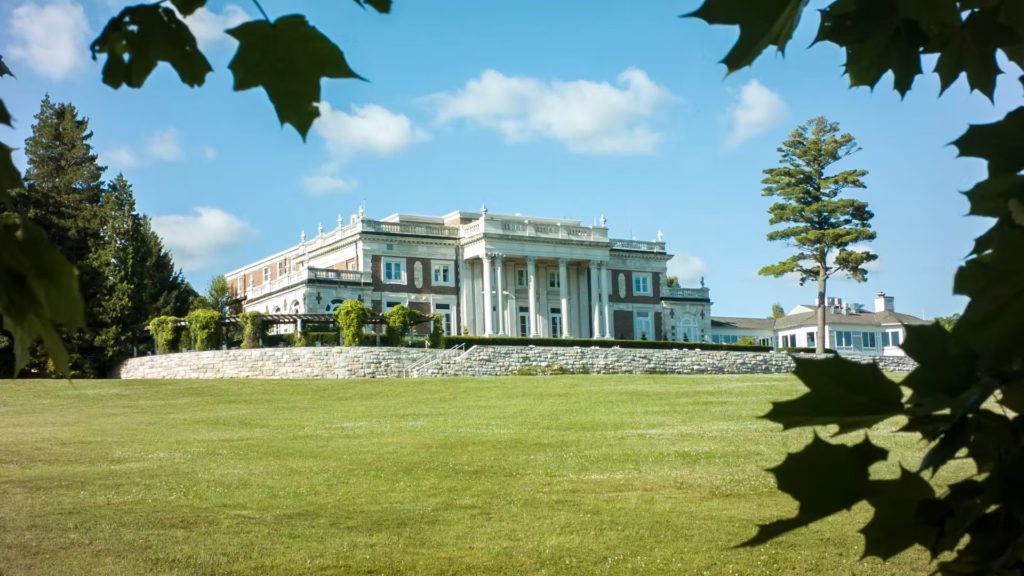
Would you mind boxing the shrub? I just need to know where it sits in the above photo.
[304,331,340,346]
[383,305,424,346]
[427,315,445,349]
[335,300,372,347]
[185,309,222,351]
[735,336,758,347]
[238,311,266,349]
[148,316,181,354]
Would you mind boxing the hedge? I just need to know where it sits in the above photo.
[442,336,774,353]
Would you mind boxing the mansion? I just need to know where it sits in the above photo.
[226,207,713,342]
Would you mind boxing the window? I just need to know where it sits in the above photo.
[383,258,405,283]
[237,276,244,292]
[548,270,560,288]
[549,308,562,338]
[248,275,254,288]
[832,330,854,348]
[278,261,286,275]
[806,331,816,347]
[633,273,652,295]
[432,262,453,286]
[713,334,741,344]
[883,330,901,347]
[862,332,876,348]
[516,268,527,288]
[348,261,357,271]
[262,267,270,282]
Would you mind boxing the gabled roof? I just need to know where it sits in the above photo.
[773,309,929,330]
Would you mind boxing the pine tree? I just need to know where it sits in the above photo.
[758,117,877,354]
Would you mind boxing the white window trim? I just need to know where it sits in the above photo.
[633,272,652,296]
[262,267,270,282]
[431,260,454,287]
[382,257,406,284]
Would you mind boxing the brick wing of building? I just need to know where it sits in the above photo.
[225,207,712,342]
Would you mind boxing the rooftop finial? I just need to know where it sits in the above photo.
[301,230,306,242]
[358,203,365,219]
[337,214,342,228]
[600,214,607,227]
[657,229,664,242]
[481,203,488,216]
[318,222,323,235]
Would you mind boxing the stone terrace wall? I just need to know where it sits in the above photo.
[118,345,917,379]
[118,347,436,379]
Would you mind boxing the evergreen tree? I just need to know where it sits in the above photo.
[11,96,106,375]
[758,117,877,354]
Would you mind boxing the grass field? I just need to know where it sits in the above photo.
[0,375,942,575]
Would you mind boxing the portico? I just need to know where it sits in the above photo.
[460,252,612,339]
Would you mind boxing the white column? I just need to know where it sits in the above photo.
[602,263,612,339]
[495,254,505,336]
[589,261,601,338]
[527,256,538,337]
[482,254,494,336]
[559,258,570,338]
[458,258,469,336]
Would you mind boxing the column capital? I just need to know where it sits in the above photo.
[526,255,537,265]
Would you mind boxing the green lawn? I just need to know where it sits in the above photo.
[0,375,940,575]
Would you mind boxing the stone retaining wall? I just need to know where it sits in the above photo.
[117,345,917,379]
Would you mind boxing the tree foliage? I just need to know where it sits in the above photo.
[759,117,876,354]
[770,303,785,319]
[238,311,265,349]
[148,316,179,354]
[689,0,1024,572]
[335,299,372,346]
[2,98,193,376]
[383,304,423,346]
[184,308,221,351]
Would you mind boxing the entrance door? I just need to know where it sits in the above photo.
[634,310,652,340]
[677,316,697,342]
[518,307,529,337]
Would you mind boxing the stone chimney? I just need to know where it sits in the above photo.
[874,292,895,313]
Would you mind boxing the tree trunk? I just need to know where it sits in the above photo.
[816,272,827,355]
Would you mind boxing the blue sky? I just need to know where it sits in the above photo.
[4,0,1020,319]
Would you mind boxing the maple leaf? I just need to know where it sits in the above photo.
[227,15,365,139]
[90,4,212,89]
[684,0,808,73]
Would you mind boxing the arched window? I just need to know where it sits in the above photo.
[290,300,301,314]
[327,299,344,312]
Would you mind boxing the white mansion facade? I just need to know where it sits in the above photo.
[226,207,712,341]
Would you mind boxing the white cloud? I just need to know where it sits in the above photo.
[146,128,183,161]
[179,4,249,51]
[151,207,256,271]
[105,146,138,168]
[203,146,217,161]
[725,79,786,148]
[302,173,358,196]
[313,102,429,160]
[7,0,90,80]
[667,252,707,285]
[429,68,674,155]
